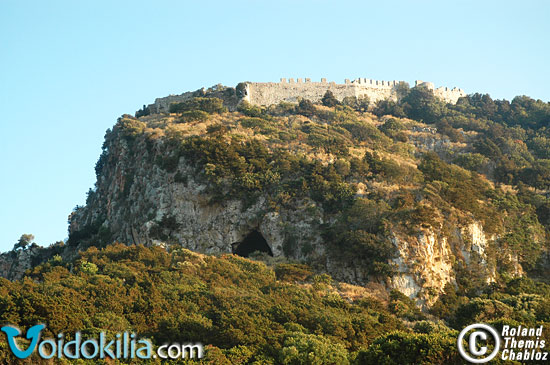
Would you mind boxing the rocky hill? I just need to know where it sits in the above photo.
[2,83,549,311]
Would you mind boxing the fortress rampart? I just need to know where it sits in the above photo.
[147,77,466,113]
[244,78,466,106]
[147,91,195,114]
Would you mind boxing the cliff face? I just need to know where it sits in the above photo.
[0,246,42,280]
[69,119,326,261]
[389,222,496,307]
[2,89,542,309]
[61,111,512,309]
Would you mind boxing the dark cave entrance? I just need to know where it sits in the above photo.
[232,230,273,257]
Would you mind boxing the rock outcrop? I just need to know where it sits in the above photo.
[63,117,501,309]
[1,84,541,311]
[0,245,42,280]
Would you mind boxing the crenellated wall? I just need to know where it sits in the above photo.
[244,77,466,105]
[415,80,467,104]
[146,77,466,114]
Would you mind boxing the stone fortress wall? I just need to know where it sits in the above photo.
[147,77,466,113]
[148,91,194,114]
[244,78,466,105]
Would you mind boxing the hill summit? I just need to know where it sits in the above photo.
[2,80,550,310]
[145,77,465,114]
[2,79,550,362]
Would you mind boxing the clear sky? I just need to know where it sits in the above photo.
[0,0,549,252]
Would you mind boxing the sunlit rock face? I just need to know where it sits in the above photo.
[0,245,41,281]
[389,221,499,308]
[68,130,326,263]
[2,97,537,310]
[62,122,503,309]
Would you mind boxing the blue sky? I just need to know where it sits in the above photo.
[0,0,549,252]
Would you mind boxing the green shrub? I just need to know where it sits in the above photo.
[296,99,316,117]
[79,260,98,275]
[169,97,226,114]
[238,100,265,118]
[324,199,397,277]
[355,331,462,365]
[177,110,209,122]
[451,298,514,329]
[274,263,314,282]
[373,99,406,117]
[279,331,350,365]
[239,117,277,135]
[342,95,369,112]
[117,117,146,140]
[389,290,425,321]
[452,152,488,172]
[321,90,340,107]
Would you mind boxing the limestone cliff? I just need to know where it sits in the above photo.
[68,115,327,262]
[0,245,42,280]
[62,112,508,309]
[1,86,543,312]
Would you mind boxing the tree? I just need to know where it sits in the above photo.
[372,99,405,118]
[379,118,405,137]
[402,86,446,123]
[435,119,464,142]
[236,82,248,98]
[395,81,410,99]
[135,104,150,118]
[520,161,550,191]
[279,331,350,365]
[342,96,370,112]
[79,260,99,275]
[14,234,34,250]
[321,90,340,107]
[296,99,316,117]
[169,97,226,114]
[356,331,463,364]
[357,96,370,111]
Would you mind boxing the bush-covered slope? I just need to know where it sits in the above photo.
[63,86,549,306]
[2,244,549,363]
[2,83,550,363]
[0,244,465,364]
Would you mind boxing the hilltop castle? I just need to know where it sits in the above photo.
[243,78,465,105]
[147,77,466,114]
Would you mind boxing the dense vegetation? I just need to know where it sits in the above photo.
[0,244,415,363]
[1,244,549,363]
[5,84,550,363]
[374,86,550,191]
[128,90,549,274]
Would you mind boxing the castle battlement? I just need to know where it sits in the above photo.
[276,77,400,88]
[147,77,466,114]
[243,77,466,106]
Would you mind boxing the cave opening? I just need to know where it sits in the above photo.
[232,230,273,257]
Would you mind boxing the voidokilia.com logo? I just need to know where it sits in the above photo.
[1,324,203,360]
